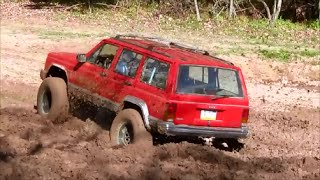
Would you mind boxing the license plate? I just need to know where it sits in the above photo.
[200,110,217,120]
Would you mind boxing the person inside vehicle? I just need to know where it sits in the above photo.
[116,51,134,76]
[177,66,194,92]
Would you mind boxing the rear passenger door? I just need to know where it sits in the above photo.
[99,48,144,102]
[135,57,171,118]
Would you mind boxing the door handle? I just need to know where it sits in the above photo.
[123,81,132,86]
[99,71,106,77]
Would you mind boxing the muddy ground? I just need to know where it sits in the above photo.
[1,1,320,180]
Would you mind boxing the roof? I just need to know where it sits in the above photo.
[109,34,235,68]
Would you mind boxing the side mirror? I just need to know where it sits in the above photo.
[77,54,87,63]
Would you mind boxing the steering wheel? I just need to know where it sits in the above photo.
[95,56,112,69]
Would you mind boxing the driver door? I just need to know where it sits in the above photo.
[69,42,120,95]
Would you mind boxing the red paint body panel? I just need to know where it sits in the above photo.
[43,36,250,129]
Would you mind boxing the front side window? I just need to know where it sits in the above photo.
[115,49,143,77]
[87,43,118,69]
[176,65,243,97]
[141,58,170,89]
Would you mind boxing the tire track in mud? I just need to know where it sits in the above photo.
[0,106,319,179]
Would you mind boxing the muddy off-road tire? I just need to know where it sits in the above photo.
[110,109,152,146]
[37,77,69,123]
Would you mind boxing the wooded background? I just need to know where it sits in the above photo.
[31,0,320,24]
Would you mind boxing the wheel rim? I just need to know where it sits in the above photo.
[42,88,52,114]
[118,123,133,145]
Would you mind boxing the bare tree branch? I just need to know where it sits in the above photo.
[257,0,271,21]
[94,3,121,8]
[65,3,86,11]
[215,6,225,18]
[248,0,266,19]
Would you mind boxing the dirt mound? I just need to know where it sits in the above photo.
[0,107,319,179]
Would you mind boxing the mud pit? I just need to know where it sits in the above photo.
[1,1,320,179]
[0,106,319,179]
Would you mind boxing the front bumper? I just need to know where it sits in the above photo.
[40,69,47,80]
[157,121,249,139]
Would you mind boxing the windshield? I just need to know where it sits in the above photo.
[176,65,244,97]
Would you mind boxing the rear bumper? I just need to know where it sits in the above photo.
[40,69,47,80]
[156,121,249,139]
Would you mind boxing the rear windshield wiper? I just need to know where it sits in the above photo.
[211,94,232,100]
[215,88,237,95]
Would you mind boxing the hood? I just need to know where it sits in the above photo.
[47,52,78,61]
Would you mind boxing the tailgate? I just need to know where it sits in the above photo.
[173,99,248,128]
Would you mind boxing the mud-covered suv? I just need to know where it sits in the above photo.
[37,34,250,146]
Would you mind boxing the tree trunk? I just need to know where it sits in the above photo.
[194,0,201,21]
[270,0,282,26]
[274,0,282,21]
[229,0,235,18]
[271,0,277,21]
[318,0,320,20]
[88,0,92,13]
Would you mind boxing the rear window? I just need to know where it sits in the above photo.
[176,65,244,97]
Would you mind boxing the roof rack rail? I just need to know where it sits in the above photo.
[209,55,234,65]
[114,34,172,57]
[114,34,172,46]
[168,42,209,56]
[115,34,208,53]
[114,34,234,65]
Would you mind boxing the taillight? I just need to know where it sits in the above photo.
[241,109,249,123]
[163,103,177,121]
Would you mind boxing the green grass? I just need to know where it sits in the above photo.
[300,49,320,57]
[212,46,248,56]
[258,48,320,62]
[164,15,319,44]
[259,49,292,62]
[307,20,320,29]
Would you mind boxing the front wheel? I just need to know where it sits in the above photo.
[110,109,152,146]
[37,77,69,123]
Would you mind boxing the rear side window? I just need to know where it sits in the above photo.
[140,58,170,89]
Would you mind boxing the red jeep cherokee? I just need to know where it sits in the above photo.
[37,35,250,146]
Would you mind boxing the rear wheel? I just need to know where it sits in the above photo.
[37,77,69,123]
[110,109,152,146]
